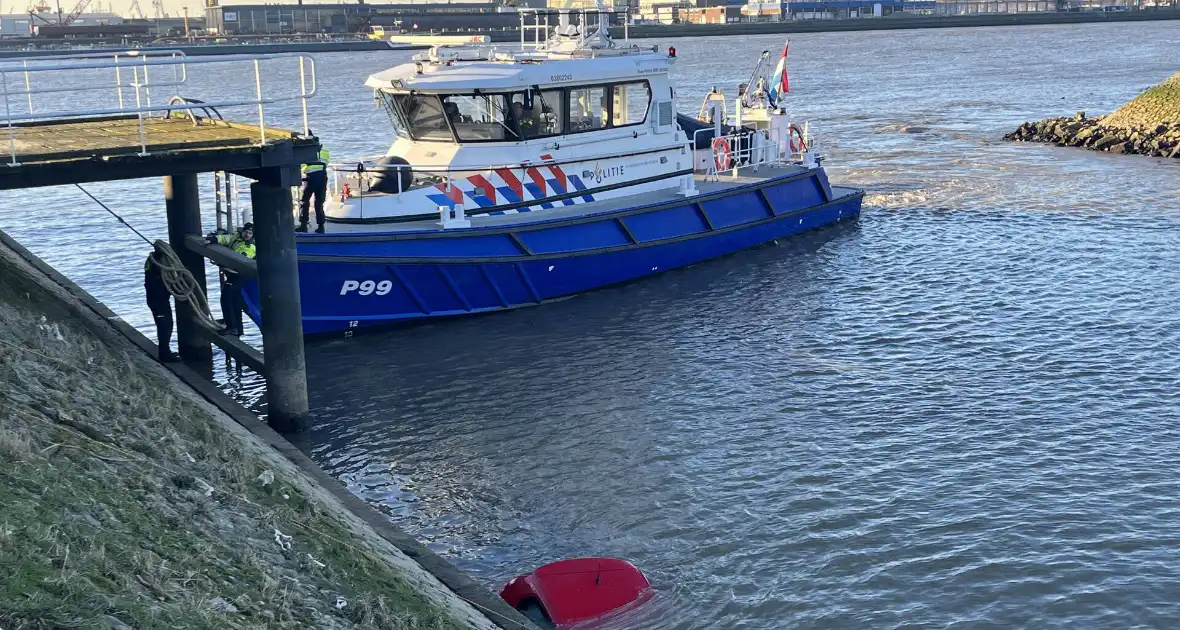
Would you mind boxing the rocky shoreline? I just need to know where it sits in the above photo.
[1005,112,1180,158]
[1006,71,1180,158]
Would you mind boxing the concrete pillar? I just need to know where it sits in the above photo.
[164,173,212,363]
[251,177,310,433]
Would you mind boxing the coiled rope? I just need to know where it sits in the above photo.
[74,184,225,332]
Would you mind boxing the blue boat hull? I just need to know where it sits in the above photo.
[243,169,864,336]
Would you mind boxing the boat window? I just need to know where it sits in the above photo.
[611,82,651,127]
[510,90,564,139]
[442,94,520,142]
[568,86,608,132]
[391,93,453,142]
[377,91,413,139]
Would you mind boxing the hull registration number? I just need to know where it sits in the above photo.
[340,280,393,296]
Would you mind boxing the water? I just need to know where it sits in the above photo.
[3,21,1180,629]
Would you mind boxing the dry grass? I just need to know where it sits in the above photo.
[0,265,482,630]
[1103,72,1180,130]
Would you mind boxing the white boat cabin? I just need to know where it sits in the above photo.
[325,16,694,223]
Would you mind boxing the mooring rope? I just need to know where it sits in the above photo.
[75,184,225,332]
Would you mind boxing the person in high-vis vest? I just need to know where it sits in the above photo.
[144,249,180,363]
[298,131,331,234]
[205,223,256,336]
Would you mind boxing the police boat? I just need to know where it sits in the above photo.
[242,13,864,336]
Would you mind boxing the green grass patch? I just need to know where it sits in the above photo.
[0,265,472,630]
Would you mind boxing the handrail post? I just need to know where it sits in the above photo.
[214,170,224,232]
[3,71,18,166]
[22,61,32,114]
[142,54,152,108]
[298,56,309,136]
[171,52,181,100]
[254,59,266,144]
[133,66,147,156]
[114,54,124,110]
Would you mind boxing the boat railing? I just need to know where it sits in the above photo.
[0,51,317,165]
[692,123,814,180]
[326,140,690,208]
[515,7,632,51]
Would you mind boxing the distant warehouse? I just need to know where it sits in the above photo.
[781,0,907,18]
[640,0,939,23]
[32,23,152,40]
[204,0,525,35]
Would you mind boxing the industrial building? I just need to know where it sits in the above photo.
[0,11,121,37]
[635,0,944,23]
[544,0,632,9]
[932,0,1136,12]
[781,0,907,18]
[679,3,744,21]
[203,0,522,35]
[30,23,152,41]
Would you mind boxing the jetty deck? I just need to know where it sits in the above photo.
[0,51,324,430]
[0,115,317,190]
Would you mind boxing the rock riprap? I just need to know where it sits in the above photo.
[1005,72,1180,158]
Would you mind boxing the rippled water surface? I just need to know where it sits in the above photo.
[4,21,1180,629]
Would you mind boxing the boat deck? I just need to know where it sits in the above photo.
[321,165,855,235]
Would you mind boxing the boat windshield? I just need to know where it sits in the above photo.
[389,94,453,142]
[376,84,645,143]
[383,92,518,142]
[442,94,517,142]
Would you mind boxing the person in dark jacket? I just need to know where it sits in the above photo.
[298,129,331,234]
[144,248,180,362]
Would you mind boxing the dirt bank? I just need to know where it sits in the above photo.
[0,243,507,629]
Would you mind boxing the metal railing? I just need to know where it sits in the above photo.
[0,50,317,166]
[6,50,189,115]
[324,141,690,216]
[691,123,814,179]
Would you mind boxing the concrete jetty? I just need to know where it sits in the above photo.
[0,51,321,432]
[1005,72,1180,158]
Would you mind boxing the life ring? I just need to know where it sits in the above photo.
[712,137,732,171]
[788,124,808,154]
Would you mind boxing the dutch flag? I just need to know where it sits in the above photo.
[768,39,789,107]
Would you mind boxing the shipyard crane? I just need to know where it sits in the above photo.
[127,0,144,18]
[151,0,165,18]
[26,1,56,25]
[26,0,94,25]
[60,0,93,25]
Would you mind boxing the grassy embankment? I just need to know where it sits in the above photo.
[1102,72,1180,130]
[1006,71,1180,157]
[0,252,496,629]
